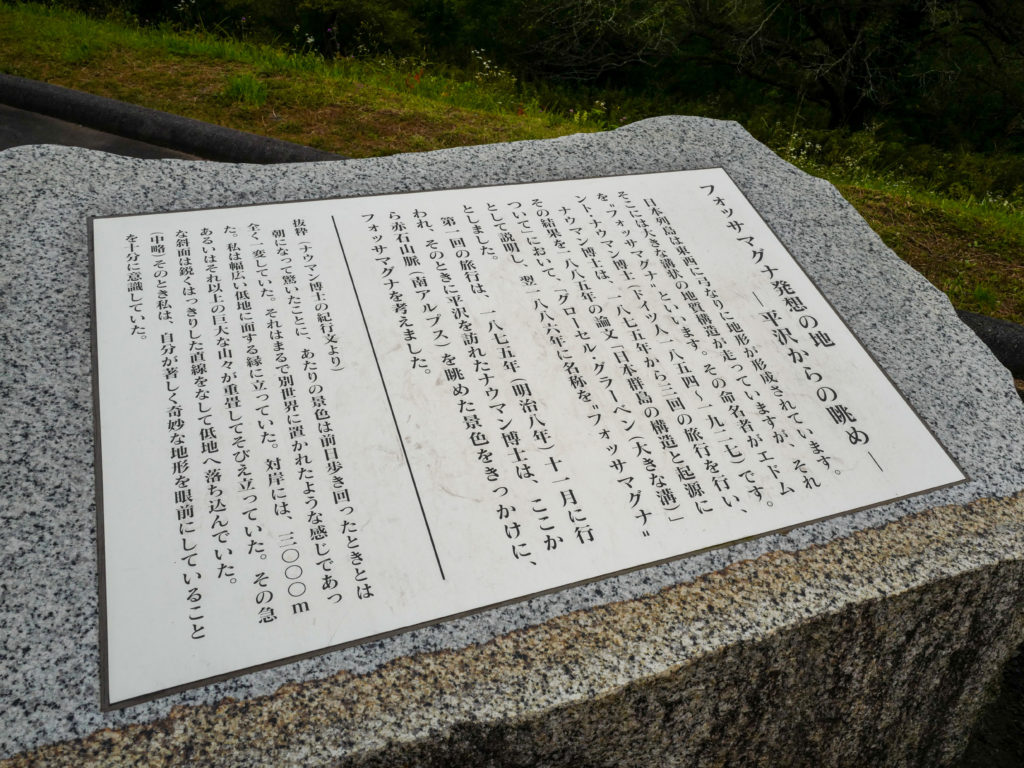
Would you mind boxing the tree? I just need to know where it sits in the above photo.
[655,0,1022,146]
[446,0,678,80]
[676,1,934,129]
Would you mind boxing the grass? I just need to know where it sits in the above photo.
[222,73,267,106]
[835,183,1024,321]
[1,1,1023,323]
[0,1,597,155]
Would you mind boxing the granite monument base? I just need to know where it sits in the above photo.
[1,116,1022,766]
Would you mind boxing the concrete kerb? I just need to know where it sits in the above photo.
[0,74,341,164]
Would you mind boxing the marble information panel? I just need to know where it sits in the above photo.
[90,169,965,708]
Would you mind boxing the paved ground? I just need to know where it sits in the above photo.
[0,103,200,159]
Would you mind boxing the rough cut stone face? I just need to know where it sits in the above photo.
[1,117,1022,766]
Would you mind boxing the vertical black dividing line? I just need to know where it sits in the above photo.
[752,292,764,307]
[868,451,884,472]
[331,216,446,580]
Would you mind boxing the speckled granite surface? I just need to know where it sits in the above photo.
[2,117,1023,765]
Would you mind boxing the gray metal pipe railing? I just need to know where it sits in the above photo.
[0,73,341,163]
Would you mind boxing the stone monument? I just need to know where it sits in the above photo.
[1,116,1022,766]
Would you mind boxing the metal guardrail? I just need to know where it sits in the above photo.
[0,73,342,163]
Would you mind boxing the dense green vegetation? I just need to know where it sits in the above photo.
[27,0,1024,206]
[2,0,1023,325]
[49,1,1024,150]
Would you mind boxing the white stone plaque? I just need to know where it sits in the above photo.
[91,169,965,708]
